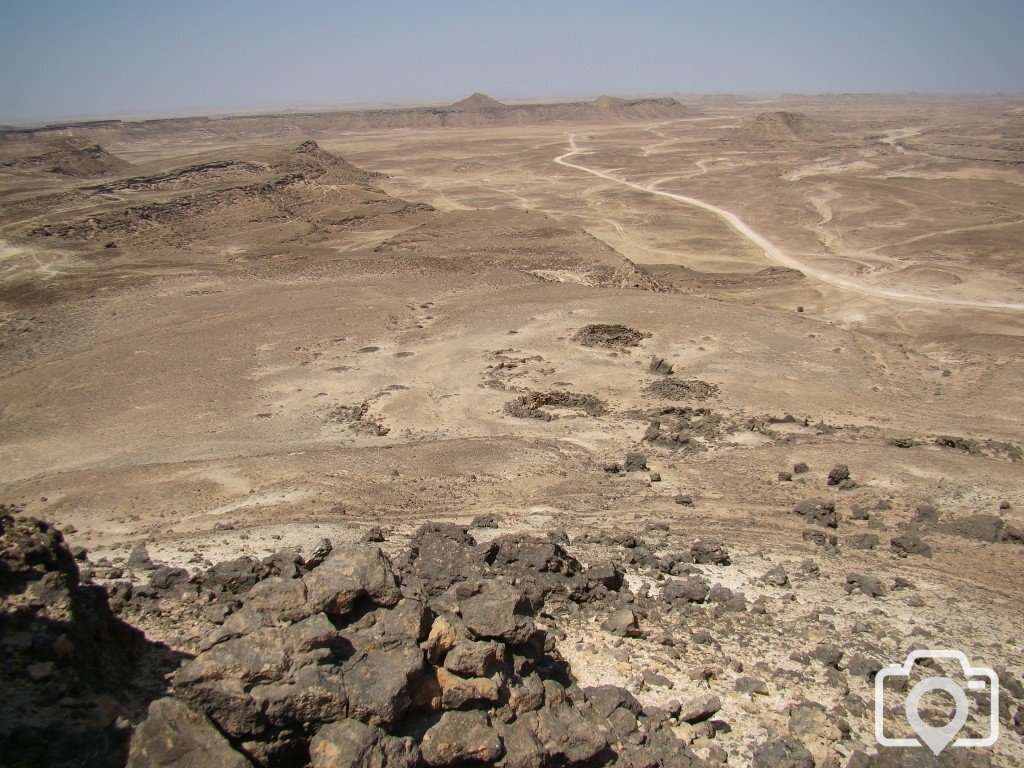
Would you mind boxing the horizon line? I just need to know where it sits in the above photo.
[4,89,1023,130]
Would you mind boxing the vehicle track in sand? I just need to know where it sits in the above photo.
[555,134,1024,311]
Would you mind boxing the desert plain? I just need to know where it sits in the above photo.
[1,93,1023,767]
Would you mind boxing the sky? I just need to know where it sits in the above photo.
[1,0,1023,123]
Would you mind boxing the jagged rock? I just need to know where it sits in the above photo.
[422,615,460,664]
[443,640,505,678]
[434,666,501,710]
[827,465,850,486]
[846,654,882,679]
[809,643,843,668]
[251,665,349,732]
[263,547,303,578]
[420,710,503,766]
[344,643,424,726]
[1003,524,1024,545]
[242,576,310,624]
[662,575,710,603]
[761,564,789,587]
[523,682,609,764]
[890,533,932,558]
[305,546,402,619]
[690,539,730,565]
[583,685,643,719]
[459,581,535,643]
[794,499,837,528]
[802,529,837,548]
[149,565,190,591]
[361,527,386,544]
[489,534,581,580]
[798,559,819,577]
[602,607,641,637]
[844,572,886,597]
[678,693,721,724]
[649,356,674,375]
[127,541,156,570]
[509,673,546,714]
[751,736,814,768]
[400,524,486,597]
[624,452,648,472]
[352,599,433,653]
[5,516,727,768]
[0,515,157,768]
[205,555,269,595]
[847,533,879,550]
[305,538,334,570]
[710,590,747,613]
[310,718,419,768]
[127,697,252,768]
[174,614,341,741]
[493,718,546,768]
[583,561,624,592]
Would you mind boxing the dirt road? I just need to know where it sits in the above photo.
[555,134,1024,310]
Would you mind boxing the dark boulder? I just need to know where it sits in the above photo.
[890,533,932,558]
[304,546,402,620]
[690,539,730,565]
[751,736,814,768]
[827,465,850,486]
[459,582,535,644]
[794,499,837,528]
[127,697,252,768]
[420,710,503,766]
[844,572,886,598]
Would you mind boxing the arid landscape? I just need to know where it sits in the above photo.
[2,92,1023,767]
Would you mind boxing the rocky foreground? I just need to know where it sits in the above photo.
[1,510,1021,768]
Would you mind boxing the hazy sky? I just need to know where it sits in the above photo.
[2,0,1022,123]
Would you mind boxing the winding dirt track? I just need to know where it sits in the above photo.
[555,135,1024,311]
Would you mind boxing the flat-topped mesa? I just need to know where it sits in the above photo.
[589,95,697,119]
[451,92,507,109]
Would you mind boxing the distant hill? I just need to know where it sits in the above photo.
[291,139,385,185]
[592,95,625,110]
[0,139,130,177]
[451,93,507,109]
[1,96,701,143]
[730,111,830,143]
[590,95,699,119]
